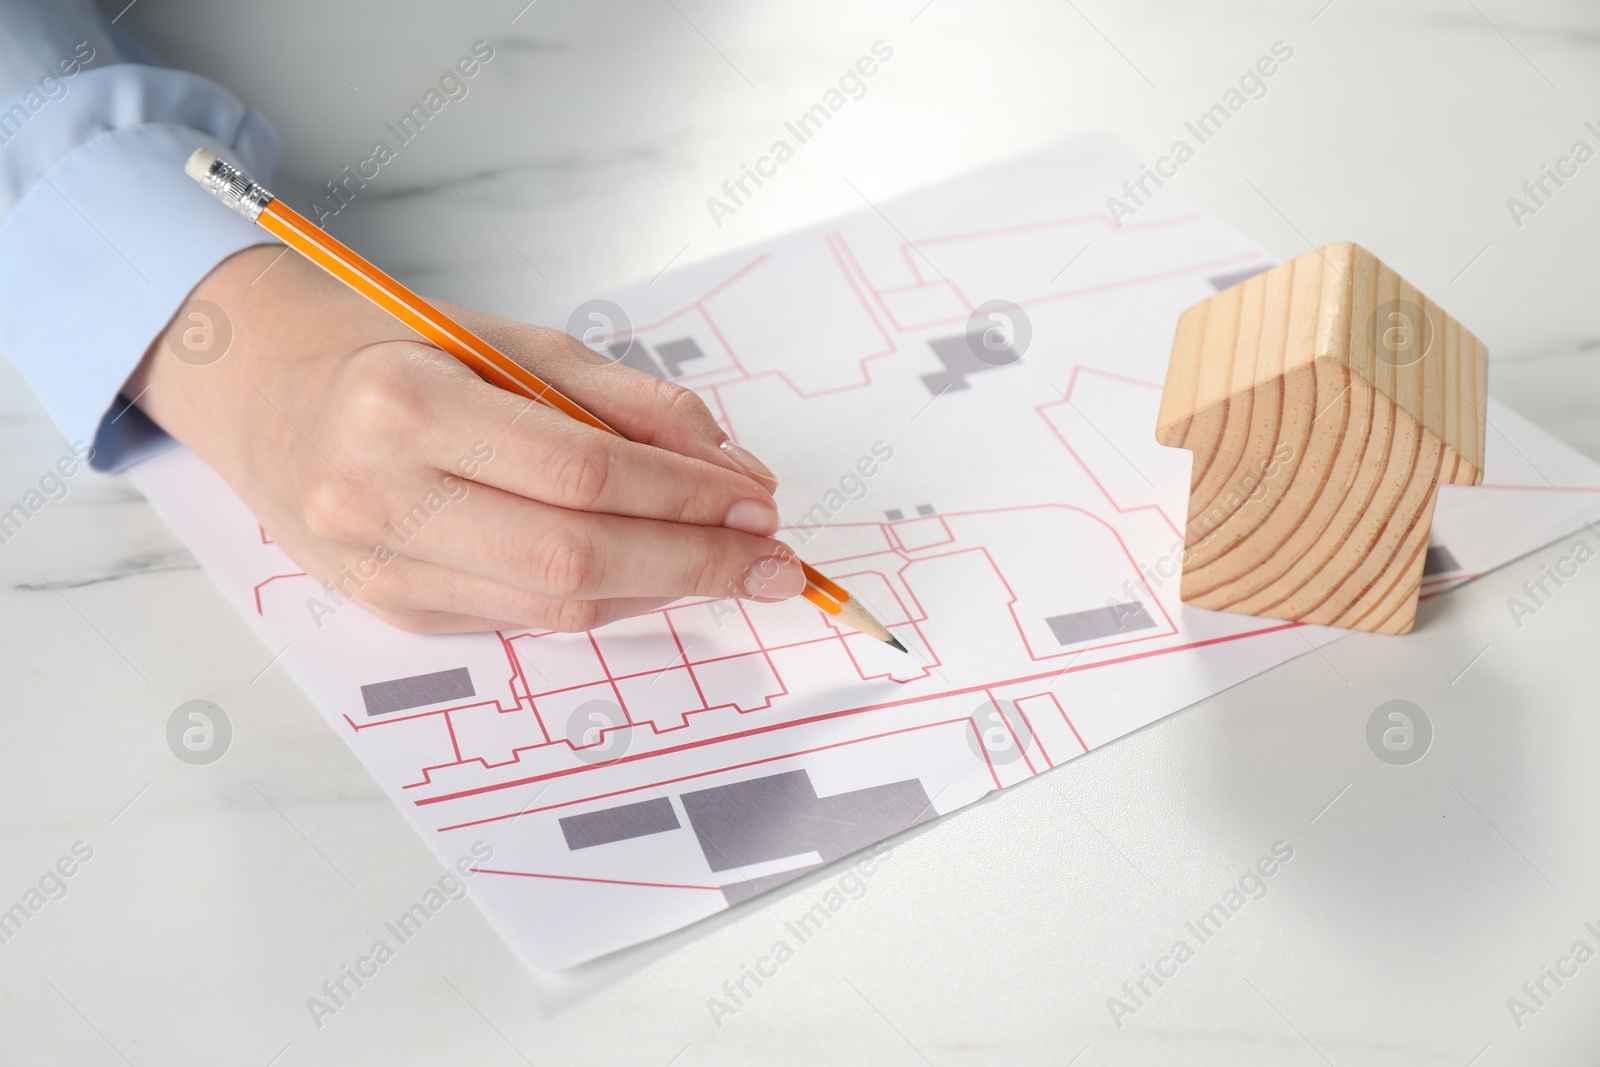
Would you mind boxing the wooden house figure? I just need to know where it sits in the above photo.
[1154,243,1488,634]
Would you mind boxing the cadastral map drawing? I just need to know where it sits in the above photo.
[131,135,1600,967]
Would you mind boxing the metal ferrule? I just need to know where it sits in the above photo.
[195,155,274,221]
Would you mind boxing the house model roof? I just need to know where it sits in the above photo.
[1157,242,1486,481]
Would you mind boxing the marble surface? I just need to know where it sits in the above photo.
[4,0,1600,1063]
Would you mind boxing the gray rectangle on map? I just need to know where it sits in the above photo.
[682,770,933,873]
[1423,545,1460,576]
[1047,601,1157,646]
[360,667,475,717]
[1208,265,1271,292]
[561,797,681,850]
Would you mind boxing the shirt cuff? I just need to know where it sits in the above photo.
[0,64,282,471]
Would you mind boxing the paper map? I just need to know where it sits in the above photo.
[130,134,1600,968]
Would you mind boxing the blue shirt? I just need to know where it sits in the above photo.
[0,0,281,470]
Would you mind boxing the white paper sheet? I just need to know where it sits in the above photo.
[129,133,1600,968]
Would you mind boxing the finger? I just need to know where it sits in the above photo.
[365,605,526,635]
[573,369,779,492]
[342,552,676,632]
[427,378,780,535]
[399,482,806,602]
[434,305,780,490]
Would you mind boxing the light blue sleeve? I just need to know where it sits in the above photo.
[0,0,283,471]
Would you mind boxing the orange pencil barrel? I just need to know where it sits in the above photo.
[258,202,612,434]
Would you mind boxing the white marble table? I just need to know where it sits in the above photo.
[5,0,1600,1063]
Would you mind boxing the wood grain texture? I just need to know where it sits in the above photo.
[1155,243,1488,634]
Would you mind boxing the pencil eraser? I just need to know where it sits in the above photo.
[184,148,218,183]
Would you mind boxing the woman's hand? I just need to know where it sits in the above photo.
[127,245,803,634]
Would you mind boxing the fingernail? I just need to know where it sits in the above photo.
[743,553,804,601]
[720,440,779,491]
[724,499,780,536]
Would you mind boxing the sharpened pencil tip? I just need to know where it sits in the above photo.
[886,636,908,654]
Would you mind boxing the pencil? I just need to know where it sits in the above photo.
[184,148,906,652]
